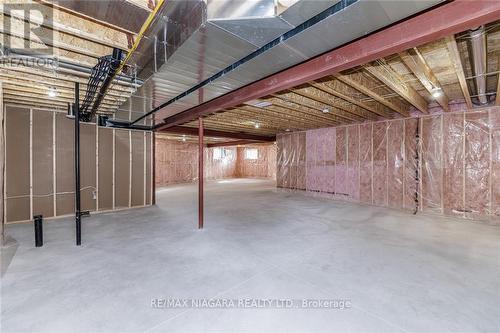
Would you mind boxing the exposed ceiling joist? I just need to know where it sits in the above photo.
[274,92,359,123]
[334,74,410,117]
[291,87,377,121]
[125,0,154,12]
[310,80,390,118]
[36,0,138,35]
[265,98,340,126]
[3,84,123,108]
[0,15,111,58]
[365,63,429,114]
[399,48,450,111]
[0,72,129,101]
[240,104,334,127]
[0,5,128,49]
[445,36,473,109]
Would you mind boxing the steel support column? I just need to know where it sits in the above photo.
[198,117,204,229]
[74,82,81,246]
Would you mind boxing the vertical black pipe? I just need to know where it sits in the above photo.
[75,82,81,245]
[34,215,43,247]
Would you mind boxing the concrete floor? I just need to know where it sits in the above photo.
[2,179,500,332]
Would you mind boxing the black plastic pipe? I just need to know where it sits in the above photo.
[34,215,43,247]
[75,82,82,246]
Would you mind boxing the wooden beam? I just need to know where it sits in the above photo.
[0,66,137,91]
[157,126,276,141]
[399,48,450,111]
[207,140,268,148]
[291,86,377,120]
[1,78,127,104]
[334,73,410,117]
[36,0,138,35]
[0,5,128,49]
[240,104,332,127]
[445,36,473,109]
[310,80,391,118]
[125,0,153,12]
[227,107,318,130]
[265,98,340,125]
[365,63,428,114]
[0,15,111,58]
[273,92,358,122]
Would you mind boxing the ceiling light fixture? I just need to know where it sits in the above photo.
[285,128,290,132]
[431,87,442,98]
[182,135,186,142]
[254,123,260,129]
[48,87,57,98]
[322,108,330,113]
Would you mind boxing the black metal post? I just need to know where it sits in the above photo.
[34,215,43,247]
[75,82,81,246]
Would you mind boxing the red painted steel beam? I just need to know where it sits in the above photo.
[158,125,275,141]
[198,117,204,229]
[206,140,272,148]
[160,0,500,128]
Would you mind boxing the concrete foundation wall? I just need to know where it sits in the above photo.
[3,106,153,223]
[277,107,500,223]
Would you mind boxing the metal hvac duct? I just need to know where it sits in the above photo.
[114,0,445,126]
[469,26,488,105]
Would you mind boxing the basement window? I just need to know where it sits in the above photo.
[213,148,231,160]
[244,148,259,160]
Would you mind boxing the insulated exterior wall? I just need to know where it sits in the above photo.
[5,106,30,222]
[155,138,276,187]
[3,107,153,223]
[98,127,113,210]
[114,130,130,209]
[236,145,276,180]
[32,110,54,218]
[276,108,500,223]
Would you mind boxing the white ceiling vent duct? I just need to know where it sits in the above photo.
[469,26,488,105]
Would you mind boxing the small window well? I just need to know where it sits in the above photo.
[244,148,258,160]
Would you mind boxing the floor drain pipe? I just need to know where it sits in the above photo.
[34,215,43,247]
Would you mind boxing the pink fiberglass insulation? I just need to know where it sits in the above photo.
[289,133,298,189]
[347,126,360,201]
[359,123,373,204]
[387,120,404,209]
[276,135,285,187]
[156,139,275,187]
[305,130,318,192]
[403,118,418,211]
[442,113,465,217]
[492,110,500,218]
[324,127,336,194]
[465,112,490,219]
[297,132,307,190]
[276,107,500,223]
[236,145,277,180]
[372,122,387,206]
[335,127,348,197]
[421,116,443,214]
